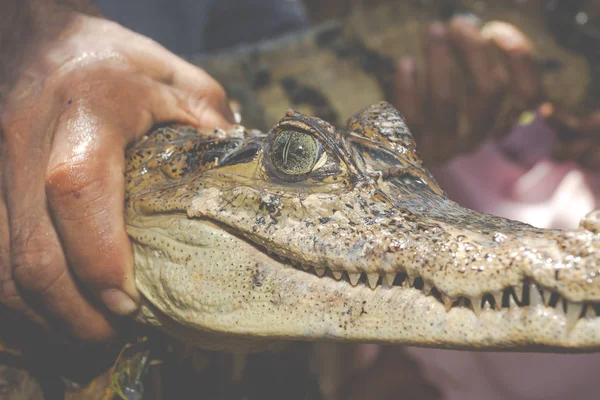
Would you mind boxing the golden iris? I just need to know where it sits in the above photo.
[270,130,320,176]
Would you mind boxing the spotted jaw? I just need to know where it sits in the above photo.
[126,103,600,351]
[289,261,600,333]
[130,213,600,352]
[128,179,600,352]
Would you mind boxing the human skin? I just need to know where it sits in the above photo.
[0,0,233,342]
[392,16,542,164]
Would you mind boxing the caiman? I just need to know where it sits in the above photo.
[2,103,600,399]
[126,102,600,353]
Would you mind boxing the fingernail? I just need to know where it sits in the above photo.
[428,21,447,39]
[101,289,139,316]
[481,22,530,52]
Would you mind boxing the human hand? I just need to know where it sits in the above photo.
[392,16,541,164]
[0,12,233,341]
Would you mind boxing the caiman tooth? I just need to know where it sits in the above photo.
[543,288,552,307]
[566,302,583,331]
[423,281,432,296]
[302,264,311,271]
[383,273,395,289]
[529,284,543,307]
[492,292,503,310]
[513,285,523,304]
[483,299,492,312]
[555,298,565,315]
[331,270,343,280]
[585,305,596,318]
[348,272,361,286]
[314,267,326,277]
[442,295,455,312]
[406,269,417,287]
[509,294,519,309]
[366,273,379,289]
[470,296,482,317]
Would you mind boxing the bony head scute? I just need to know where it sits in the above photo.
[268,129,325,181]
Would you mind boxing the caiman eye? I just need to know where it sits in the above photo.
[270,130,324,177]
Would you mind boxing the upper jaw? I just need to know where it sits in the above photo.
[186,175,600,328]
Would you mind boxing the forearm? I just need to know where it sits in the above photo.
[0,0,99,95]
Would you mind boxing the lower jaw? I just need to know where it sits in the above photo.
[407,121,600,350]
[269,267,600,351]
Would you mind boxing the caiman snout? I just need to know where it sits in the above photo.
[126,102,600,351]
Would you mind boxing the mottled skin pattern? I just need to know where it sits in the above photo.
[195,0,597,131]
[126,102,600,353]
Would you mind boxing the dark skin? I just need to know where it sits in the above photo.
[0,0,234,342]
[392,16,541,164]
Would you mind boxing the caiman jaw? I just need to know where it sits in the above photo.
[126,102,600,352]
[288,257,599,330]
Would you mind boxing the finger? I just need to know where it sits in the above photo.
[480,21,542,144]
[46,68,212,317]
[122,36,235,128]
[0,152,22,314]
[3,127,115,341]
[46,134,137,316]
[481,21,541,106]
[392,57,422,142]
[424,21,459,163]
[169,58,236,127]
[9,214,115,341]
[449,16,510,147]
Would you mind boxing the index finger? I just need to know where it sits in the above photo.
[46,68,203,317]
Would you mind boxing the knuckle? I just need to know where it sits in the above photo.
[45,161,107,208]
[11,246,66,296]
[10,219,66,296]
[206,82,228,104]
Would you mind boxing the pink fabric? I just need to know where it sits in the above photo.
[408,116,600,400]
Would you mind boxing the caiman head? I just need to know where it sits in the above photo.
[125,102,600,352]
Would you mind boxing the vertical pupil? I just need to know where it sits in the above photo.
[271,130,319,175]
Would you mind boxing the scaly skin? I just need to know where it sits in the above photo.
[125,102,600,353]
[195,0,598,131]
